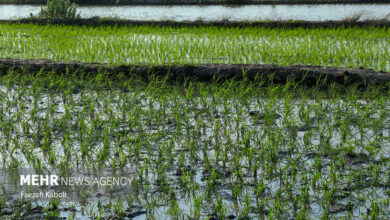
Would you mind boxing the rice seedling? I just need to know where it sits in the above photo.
[0,68,389,218]
[0,24,390,70]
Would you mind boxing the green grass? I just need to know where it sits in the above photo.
[0,24,390,71]
[0,70,389,218]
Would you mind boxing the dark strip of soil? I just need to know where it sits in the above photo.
[2,18,390,28]
[0,0,388,5]
[0,59,389,86]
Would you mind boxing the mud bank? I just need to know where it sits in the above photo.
[2,18,390,28]
[0,0,388,5]
[0,59,389,85]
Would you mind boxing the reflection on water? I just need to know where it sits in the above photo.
[0,4,390,21]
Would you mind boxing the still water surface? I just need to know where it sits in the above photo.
[0,4,390,21]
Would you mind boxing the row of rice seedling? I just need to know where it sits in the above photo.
[0,70,389,218]
[0,24,389,71]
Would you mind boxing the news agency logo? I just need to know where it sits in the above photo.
[19,174,134,186]
[0,169,136,201]
[20,175,59,186]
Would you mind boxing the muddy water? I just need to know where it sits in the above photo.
[0,4,390,21]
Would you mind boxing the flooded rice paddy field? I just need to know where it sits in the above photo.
[1,24,390,71]
[1,4,390,21]
[0,71,389,219]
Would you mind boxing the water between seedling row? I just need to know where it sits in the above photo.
[0,4,390,21]
[1,81,389,218]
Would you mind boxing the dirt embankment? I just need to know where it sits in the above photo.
[2,18,390,28]
[0,59,389,86]
[0,0,388,5]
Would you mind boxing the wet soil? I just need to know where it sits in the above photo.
[2,18,390,28]
[0,0,388,5]
[0,58,389,86]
